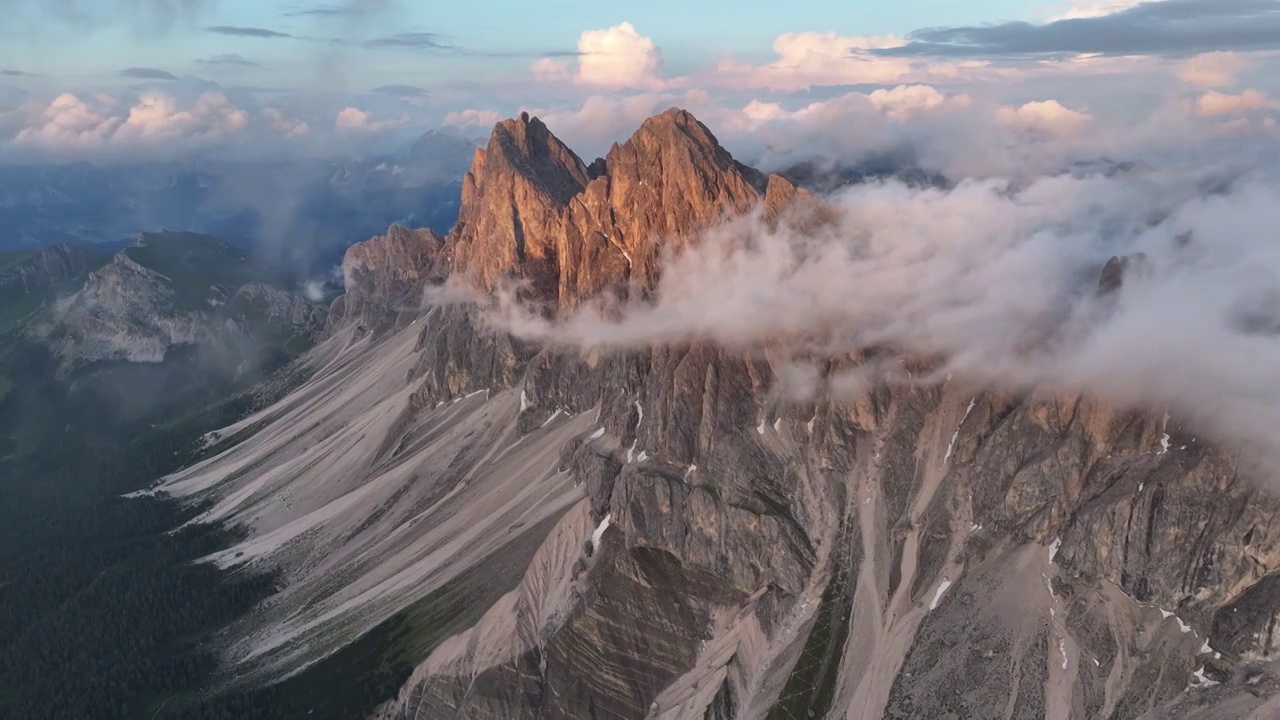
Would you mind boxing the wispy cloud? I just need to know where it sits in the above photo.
[206,26,295,39]
[120,67,178,80]
[364,32,454,50]
[283,4,362,17]
[197,53,259,67]
[1,69,37,77]
[370,84,428,97]
[882,0,1280,58]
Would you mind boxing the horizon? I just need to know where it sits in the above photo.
[0,0,1276,166]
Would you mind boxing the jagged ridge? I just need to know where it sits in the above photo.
[167,109,1280,720]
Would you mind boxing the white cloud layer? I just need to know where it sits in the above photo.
[10,91,276,151]
[532,22,667,90]
[1196,89,1280,117]
[1176,52,1249,90]
[486,144,1280,470]
[335,106,409,132]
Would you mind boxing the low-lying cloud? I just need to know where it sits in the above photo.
[472,111,1280,469]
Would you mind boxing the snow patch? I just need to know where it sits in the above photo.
[590,513,612,552]
[1191,666,1219,688]
[520,390,530,412]
[637,451,649,462]
[589,427,605,440]
[685,464,697,478]
[1159,433,1171,455]
[929,578,952,610]
[634,400,644,428]
[773,417,782,433]
[1176,617,1193,634]
[944,398,977,464]
[756,417,767,435]
[541,409,563,427]
[1200,640,1213,654]
[1049,537,1062,563]
[1160,609,1174,619]
[1058,637,1069,670]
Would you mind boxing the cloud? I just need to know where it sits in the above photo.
[364,32,453,50]
[282,0,391,18]
[443,109,502,129]
[1196,89,1280,116]
[531,22,667,90]
[4,0,217,31]
[576,22,664,90]
[14,93,123,147]
[283,4,360,17]
[115,91,248,141]
[263,107,310,136]
[885,0,1280,58]
[120,67,179,81]
[334,106,409,132]
[484,144,1280,469]
[1176,51,1249,89]
[5,90,320,156]
[996,99,1092,137]
[532,57,573,82]
[370,84,428,97]
[867,84,957,120]
[206,25,294,39]
[1,69,36,77]
[1046,0,1149,21]
[711,32,992,90]
[197,53,259,67]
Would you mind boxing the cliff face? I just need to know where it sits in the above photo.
[165,109,1280,719]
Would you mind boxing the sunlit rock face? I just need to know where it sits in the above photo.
[163,109,1280,719]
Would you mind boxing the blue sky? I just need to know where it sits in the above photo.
[3,0,1280,163]
[0,0,1041,83]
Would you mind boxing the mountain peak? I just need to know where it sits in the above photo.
[442,109,809,307]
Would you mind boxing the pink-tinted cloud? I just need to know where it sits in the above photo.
[1177,52,1250,90]
[1197,89,1280,117]
[996,99,1092,138]
[442,108,502,129]
[335,106,409,132]
[530,22,667,91]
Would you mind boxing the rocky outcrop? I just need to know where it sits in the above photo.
[330,225,447,334]
[438,108,810,311]
[33,235,324,371]
[0,244,102,297]
[225,283,328,339]
[179,109,1280,719]
[36,253,207,366]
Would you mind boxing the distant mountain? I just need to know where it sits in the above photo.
[0,129,479,278]
[0,231,326,413]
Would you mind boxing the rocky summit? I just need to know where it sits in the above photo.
[155,109,1280,719]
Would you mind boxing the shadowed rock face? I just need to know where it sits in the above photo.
[182,109,1280,719]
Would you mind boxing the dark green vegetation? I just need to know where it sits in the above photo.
[0,339,278,720]
[0,229,485,719]
[124,231,269,312]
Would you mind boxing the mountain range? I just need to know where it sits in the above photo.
[104,108,1280,719]
[0,129,478,278]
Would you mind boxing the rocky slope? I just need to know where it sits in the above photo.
[31,231,326,371]
[157,110,1280,719]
